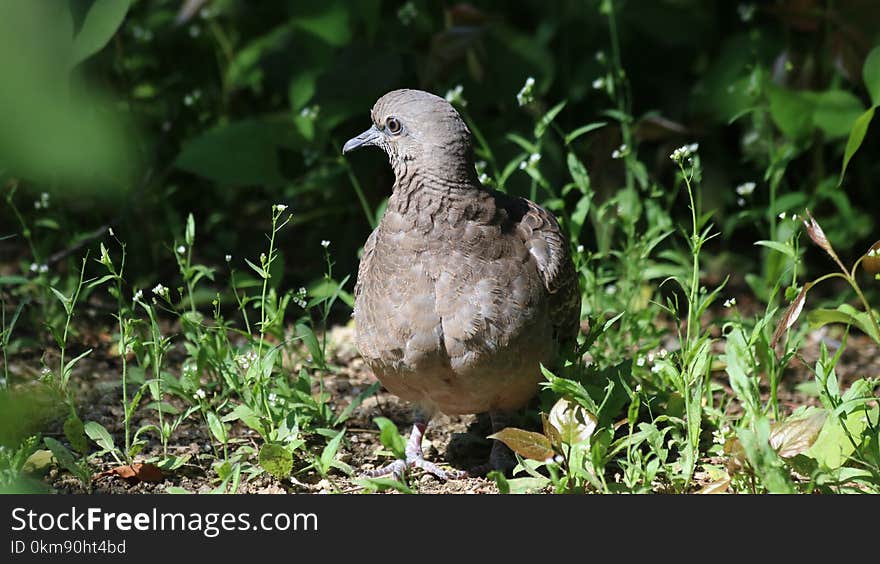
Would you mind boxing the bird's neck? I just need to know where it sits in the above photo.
[386,159,494,223]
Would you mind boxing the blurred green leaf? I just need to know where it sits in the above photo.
[175,120,299,186]
[374,417,406,460]
[863,45,880,107]
[809,90,865,139]
[71,0,131,66]
[767,85,814,140]
[838,107,874,186]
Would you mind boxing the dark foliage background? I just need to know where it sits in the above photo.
[2,0,879,309]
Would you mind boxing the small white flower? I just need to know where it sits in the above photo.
[321,240,330,249]
[299,105,320,121]
[735,182,756,196]
[723,298,737,308]
[659,349,668,358]
[651,363,663,374]
[670,143,699,163]
[177,245,186,254]
[225,254,232,262]
[737,197,746,207]
[636,356,646,367]
[778,212,786,220]
[194,388,206,400]
[478,173,490,185]
[273,204,287,213]
[108,227,115,237]
[516,76,536,106]
[592,77,605,90]
[133,289,143,301]
[737,3,756,22]
[605,284,617,295]
[152,283,168,297]
[611,144,628,159]
[444,84,466,106]
[39,264,48,274]
[29,263,38,273]
[576,244,584,254]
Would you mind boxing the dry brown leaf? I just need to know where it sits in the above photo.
[862,240,880,275]
[695,476,731,494]
[769,410,827,458]
[771,283,811,347]
[95,463,164,484]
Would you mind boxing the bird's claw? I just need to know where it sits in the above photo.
[363,454,467,481]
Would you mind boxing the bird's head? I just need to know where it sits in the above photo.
[343,89,476,185]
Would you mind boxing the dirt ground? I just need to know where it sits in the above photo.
[15,317,880,495]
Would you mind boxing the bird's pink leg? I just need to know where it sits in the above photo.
[364,415,466,481]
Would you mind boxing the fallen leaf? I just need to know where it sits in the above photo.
[769,410,827,458]
[695,476,731,494]
[488,428,555,461]
[95,463,164,484]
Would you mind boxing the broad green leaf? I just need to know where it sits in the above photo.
[863,45,880,107]
[43,437,83,479]
[63,412,88,455]
[71,0,131,65]
[206,411,227,445]
[767,85,814,140]
[291,3,351,47]
[566,152,591,194]
[488,427,554,461]
[373,417,406,459]
[724,327,760,416]
[175,120,298,187]
[84,421,116,452]
[808,90,865,139]
[807,304,880,343]
[807,406,877,469]
[735,419,796,493]
[259,443,293,480]
[838,107,875,186]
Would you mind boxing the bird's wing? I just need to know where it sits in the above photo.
[354,228,379,300]
[507,195,581,346]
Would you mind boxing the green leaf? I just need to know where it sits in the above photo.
[807,304,880,343]
[71,0,131,66]
[534,101,567,139]
[809,90,865,139]
[767,85,814,140]
[63,412,88,455]
[291,3,351,47]
[373,417,406,459]
[49,287,71,314]
[488,427,554,461]
[354,477,414,494]
[838,107,875,186]
[206,411,227,445]
[319,430,346,474]
[808,406,877,469]
[43,437,86,480]
[754,240,796,259]
[259,443,293,480]
[84,421,116,453]
[334,381,380,426]
[175,120,298,187]
[295,323,324,367]
[564,122,607,145]
[769,409,827,458]
[862,45,880,107]
[244,258,269,279]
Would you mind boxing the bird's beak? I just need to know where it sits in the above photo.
[342,125,382,154]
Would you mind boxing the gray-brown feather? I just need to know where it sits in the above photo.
[352,89,580,416]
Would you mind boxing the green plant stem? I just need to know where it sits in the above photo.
[343,159,377,229]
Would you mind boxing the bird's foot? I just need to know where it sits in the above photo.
[362,421,466,481]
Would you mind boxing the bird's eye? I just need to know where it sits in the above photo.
[385,117,402,134]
